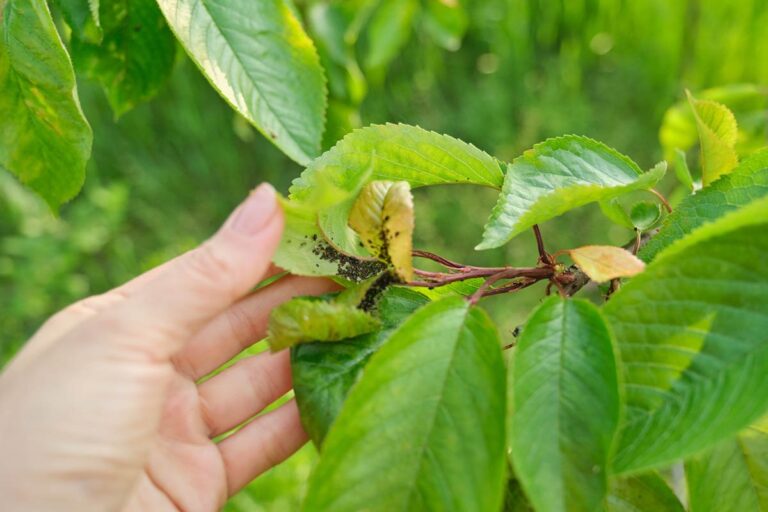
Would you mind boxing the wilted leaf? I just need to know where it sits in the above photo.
[511,297,620,512]
[477,137,665,249]
[606,195,768,473]
[267,297,380,352]
[0,0,92,209]
[687,90,739,186]
[291,287,429,446]
[302,296,506,511]
[349,180,414,281]
[566,245,645,283]
[640,149,768,261]
[156,0,327,165]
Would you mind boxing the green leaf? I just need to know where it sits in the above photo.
[0,0,92,209]
[599,198,635,229]
[477,137,665,249]
[302,296,506,511]
[687,90,739,186]
[605,195,768,473]
[348,180,414,281]
[606,472,684,512]
[629,201,662,231]
[363,0,417,72]
[56,0,102,43]
[421,0,468,51]
[156,0,327,165]
[289,123,503,254]
[267,297,380,352]
[640,149,768,261]
[70,0,176,117]
[686,416,768,512]
[511,297,620,512]
[673,148,694,192]
[291,287,429,446]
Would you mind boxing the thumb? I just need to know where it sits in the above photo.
[90,183,284,359]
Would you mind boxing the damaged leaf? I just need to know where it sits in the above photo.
[566,245,645,283]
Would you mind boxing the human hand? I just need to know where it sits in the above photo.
[0,184,337,511]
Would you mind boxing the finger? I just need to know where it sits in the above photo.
[218,400,307,495]
[84,184,283,360]
[198,350,292,437]
[174,275,339,380]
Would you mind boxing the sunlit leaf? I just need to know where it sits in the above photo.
[605,195,768,473]
[0,0,92,209]
[566,245,645,283]
[477,137,665,249]
[421,0,468,51]
[687,90,739,186]
[303,296,506,511]
[640,149,768,261]
[71,0,176,116]
[686,416,768,511]
[291,287,429,446]
[606,472,684,512]
[267,297,380,352]
[156,0,327,165]
[349,180,414,281]
[511,297,620,512]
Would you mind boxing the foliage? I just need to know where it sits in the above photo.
[5,1,768,511]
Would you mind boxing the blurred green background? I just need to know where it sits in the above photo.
[2,0,768,509]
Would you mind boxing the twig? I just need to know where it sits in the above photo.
[649,188,673,213]
[412,250,466,269]
[532,225,553,264]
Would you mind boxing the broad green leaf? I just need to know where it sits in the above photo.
[157,0,327,165]
[421,0,468,51]
[303,296,506,511]
[606,472,684,512]
[477,137,665,249]
[289,123,503,253]
[640,149,768,261]
[511,297,620,512]
[673,148,694,192]
[605,195,768,473]
[687,91,739,186]
[57,0,102,43]
[349,180,414,281]
[629,201,662,231]
[267,297,379,352]
[71,0,175,117]
[599,198,634,229]
[565,245,645,283]
[0,0,92,209]
[291,287,429,446]
[687,416,768,512]
[274,197,385,280]
[363,0,417,72]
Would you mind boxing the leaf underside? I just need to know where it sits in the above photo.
[156,0,327,165]
[606,472,684,512]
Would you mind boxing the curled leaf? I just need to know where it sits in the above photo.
[567,245,645,283]
[630,201,662,231]
[687,90,739,186]
[348,180,415,281]
[267,298,380,352]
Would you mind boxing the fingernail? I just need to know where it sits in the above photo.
[229,183,278,235]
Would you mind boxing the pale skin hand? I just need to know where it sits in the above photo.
[0,184,337,511]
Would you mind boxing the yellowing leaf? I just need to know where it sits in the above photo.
[567,245,645,283]
[348,180,414,281]
[267,298,380,352]
[687,90,739,186]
